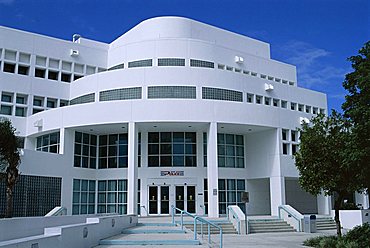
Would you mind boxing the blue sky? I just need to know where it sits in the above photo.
[0,0,369,111]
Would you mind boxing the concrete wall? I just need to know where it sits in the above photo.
[330,210,370,229]
[285,178,317,214]
[247,178,271,215]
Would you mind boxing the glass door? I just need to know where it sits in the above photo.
[160,186,170,214]
[148,186,158,214]
[186,186,196,213]
[175,186,184,213]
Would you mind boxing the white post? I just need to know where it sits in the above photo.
[207,122,219,217]
[317,192,332,215]
[59,127,65,154]
[127,122,137,215]
[270,176,285,216]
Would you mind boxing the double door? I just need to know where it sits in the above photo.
[148,185,196,215]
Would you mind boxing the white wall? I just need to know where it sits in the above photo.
[247,178,271,215]
[285,178,317,214]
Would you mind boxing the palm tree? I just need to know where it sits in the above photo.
[0,119,21,218]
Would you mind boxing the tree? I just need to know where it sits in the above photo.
[342,41,370,190]
[294,111,362,237]
[0,120,21,218]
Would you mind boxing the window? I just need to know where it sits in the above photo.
[226,66,233,71]
[190,59,214,68]
[251,72,257,76]
[292,144,298,155]
[218,179,246,214]
[203,132,207,167]
[60,100,68,107]
[35,56,46,66]
[48,70,59,81]
[100,87,142,101]
[108,63,124,71]
[74,63,84,74]
[86,66,96,75]
[62,61,72,71]
[273,99,279,107]
[1,93,12,103]
[282,129,288,141]
[3,63,15,73]
[36,132,60,153]
[204,179,208,214]
[148,86,196,99]
[256,95,262,104]
[15,107,26,117]
[32,109,43,114]
[313,107,318,114]
[260,74,267,79]
[268,76,274,81]
[290,102,296,111]
[218,133,244,168]
[48,59,59,69]
[148,132,197,167]
[247,93,254,103]
[98,133,128,169]
[234,68,241,73]
[218,64,225,70]
[282,80,288,84]
[17,65,29,75]
[74,132,97,169]
[298,104,304,112]
[282,143,289,155]
[72,179,96,215]
[16,94,27,104]
[291,130,297,142]
[289,81,295,86]
[33,97,43,107]
[0,105,12,115]
[243,70,250,75]
[320,108,325,114]
[158,58,185,67]
[35,68,46,78]
[47,99,57,108]
[138,133,141,167]
[70,93,95,105]
[264,97,271,106]
[305,105,311,113]
[281,100,287,109]
[73,74,83,81]
[275,78,281,83]
[98,179,127,214]
[4,50,16,61]
[61,73,71,82]
[128,59,152,68]
[202,87,243,102]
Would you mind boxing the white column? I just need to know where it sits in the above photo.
[317,192,332,215]
[59,127,65,154]
[127,122,137,215]
[355,192,369,209]
[207,122,219,217]
[270,176,285,216]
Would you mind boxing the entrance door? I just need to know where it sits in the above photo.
[175,185,196,213]
[160,186,170,214]
[148,186,158,214]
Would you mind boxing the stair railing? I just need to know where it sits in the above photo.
[278,205,303,231]
[226,206,241,234]
[171,206,223,248]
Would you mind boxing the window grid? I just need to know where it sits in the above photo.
[148,132,197,167]
[72,179,96,215]
[70,93,95,105]
[190,59,214,68]
[158,58,185,67]
[148,86,196,99]
[202,87,243,102]
[98,133,128,169]
[128,59,152,68]
[98,179,127,214]
[100,87,142,102]
[74,132,97,169]
[108,63,124,71]
[36,132,60,153]
[218,133,244,168]
[218,179,246,214]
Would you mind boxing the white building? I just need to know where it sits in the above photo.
[2,16,364,218]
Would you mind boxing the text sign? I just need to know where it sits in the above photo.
[160,171,184,176]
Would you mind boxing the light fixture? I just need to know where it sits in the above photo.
[153,125,157,128]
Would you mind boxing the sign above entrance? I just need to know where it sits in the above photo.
[160,171,184,176]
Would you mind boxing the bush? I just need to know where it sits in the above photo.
[303,223,370,248]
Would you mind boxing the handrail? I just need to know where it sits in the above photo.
[278,205,303,231]
[227,206,241,234]
[171,206,223,248]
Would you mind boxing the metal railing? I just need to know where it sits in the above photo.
[226,206,241,234]
[171,206,223,248]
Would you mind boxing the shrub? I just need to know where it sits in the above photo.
[344,223,370,248]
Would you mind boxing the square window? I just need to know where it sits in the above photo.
[35,56,46,66]
[264,97,271,105]
[47,99,57,108]
[73,74,83,81]
[3,63,15,73]
[33,97,43,107]
[0,105,12,115]
[17,65,29,75]
[48,70,59,81]
[305,106,311,113]
[15,107,26,117]
[16,95,27,104]
[61,73,71,82]
[1,93,12,103]
[35,68,46,78]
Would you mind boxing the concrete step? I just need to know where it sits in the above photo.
[137,222,176,227]
[316,218,337,230]
[122,228,186,234]
[99,239,201,246]
[183,223,237,234]
[248,219,295,234]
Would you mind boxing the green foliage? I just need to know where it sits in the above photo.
[303,223,370,248]
[342,41,370,191]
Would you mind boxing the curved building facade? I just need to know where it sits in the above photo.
[2,17,358,218]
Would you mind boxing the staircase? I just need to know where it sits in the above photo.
[248,219,295,233]
[181,220,238,234]
[98,222,201,246]
[316,217,337,231]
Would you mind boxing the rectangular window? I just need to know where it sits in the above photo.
[243,70,250,75]
[305,106,311,113]
[86,66,96,75]
[0,105,12,115]
[62,61,72,71]
[292,144,298,155]
[128,59,152,68]
[203,132,207,167]
[100,87,142,101]
[61,73,71,83]
[48,70,59,81]
[282,129,288,141]
[33,97,43,107]
[108,63,124,71]
[256,95,262,104]
[17,65,29,75]
[190,59,214,68]
[313,107,318,114]
[15,107,26,117]
[1,93,12,103]
[16,94,27,104]
[218,64,225,70]
[282,143,289,155]
[251,72,257,76]
[226,66,233,71]
[73,74,83,81]
[217,133,245,168]
[148,132,197,167]
[291,130,297,142]
[247,93,254,103]
[158,58,185,67]
[74,131,97,169]
[70,93,95,105]
[298,104,304,112]
[218,179,246,214]
[290,102,296,111]
[3,63,15,73]
[4,50,16,61]
[264,97,271,106]
[202,87,243,102]
[35,68,46,78]
[148,86,196,99]
[281,100,287,109]
[47,99,57,108]
[36,132,60,153]
[273,98,279,107]
[98,133,127,169]
[60,100,68,107]
[98,179,127,214]
[72,179,96,215]
[35,56,47,66]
